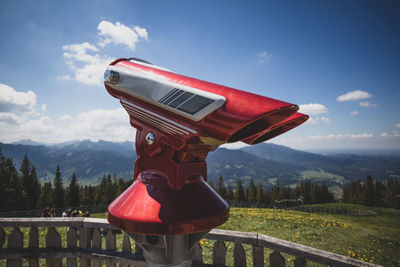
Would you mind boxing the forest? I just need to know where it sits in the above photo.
[1,149,399,212]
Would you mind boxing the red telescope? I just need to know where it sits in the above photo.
[104,58,308,266]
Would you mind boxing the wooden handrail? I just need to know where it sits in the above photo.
[0,217,381,267]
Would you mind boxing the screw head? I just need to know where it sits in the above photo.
[145,132,155,145]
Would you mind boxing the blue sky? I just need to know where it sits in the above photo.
[0,0,399,150]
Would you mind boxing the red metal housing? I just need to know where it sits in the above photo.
[105,58,308,236]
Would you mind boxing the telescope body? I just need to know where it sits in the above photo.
[104,58,308,266]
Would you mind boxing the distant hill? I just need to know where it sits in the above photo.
[242,143,400,182]
[207,148,304,187]
[0,140,136,185]
[11,139,44,146]
[1,140,399,188]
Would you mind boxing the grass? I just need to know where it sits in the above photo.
[216,205,399,266]
[92,203,399,266]
[1,204,398,266]
[300,170,344,181]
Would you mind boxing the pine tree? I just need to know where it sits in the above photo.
[0,151,24,211]
[256,184,264,205]
[105,174,116,204]
[226,185,234,200]
[19,154,30,207]
[80,185,95,206]
[95,175,108,204]
[271,179,282,202]
[234,179,245,202]
[29,166,41,209]
[53,165,65,208]
[19,155,41,210]
[361,175,375,206]
[247,179,256,203]
[216,176,227,199]
[38,182,53,209]
[117,178,130,195]
[67,173,80,207]
[208,180,215,189]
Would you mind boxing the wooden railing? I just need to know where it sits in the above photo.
[0,218,380,267]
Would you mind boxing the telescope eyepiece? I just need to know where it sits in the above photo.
[104,69,120,85]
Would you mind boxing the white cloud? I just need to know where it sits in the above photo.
[1,107,135,144]
[299,103,328,115]
[350,110,359,116]
[62,42,111,86]
[396,123,400,128]
[273,132,400,150]
[308,133,374,140]
[61,21,149,86]
[0,83,37,113]
[0,82,135,144]
[134,26,149,40]
[57,75,72,81]
[257,51,272,64]
[60,114,73,121]
[337,90,372,102]
[0,112,24,125]
[306,116,331,125]
[68,108,134,141]
[320,116,331,124]
[97,21,148,50]
[359,101,378,108]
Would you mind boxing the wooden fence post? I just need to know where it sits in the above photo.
[79,226,91,267]
[270,250,285,267]
[29,227,39,267]
[193,243,203,263]
[92,228,103,267]
[212,241,227,266]
[234,242,246,267]
[294,257,307,267]
[106,229,116,267]
[7,227,23,267]
[0,227,5,248]
[252,245,264,267]
[121,233,132,267]
[67,227,78,267]
[46,227,62,267]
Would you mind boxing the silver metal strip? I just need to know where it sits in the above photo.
[123,105,183,135]
[121,99,197,134]
[123,105,187,135]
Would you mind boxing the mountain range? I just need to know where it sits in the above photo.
[1,140,399,188]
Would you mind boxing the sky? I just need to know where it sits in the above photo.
[0,0,399,151]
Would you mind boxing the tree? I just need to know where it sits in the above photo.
[234,179,245,202]
[247,179,256,203]
[216,176,227,199]
[38,182,53,209]
[19,155,40,210]
[117,178,130,196]
[80,185,95,206]
[226,185,234,200]
[361,175,375,205]
[271,179,282,202]
[256,184,264,205]
[95,175,108,205]
[208,180,215,189]
[67,173,80,207]
[0,151,24,211]
[53,165,65,208]
[105,174,117,204]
